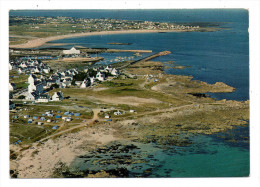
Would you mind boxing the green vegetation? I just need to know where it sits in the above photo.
[10,123,54,144]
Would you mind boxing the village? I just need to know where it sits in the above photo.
[9,46,126,144]
[10,15,201,39]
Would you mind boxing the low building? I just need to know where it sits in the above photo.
[114,110,122,115]
[111,68,120,76]
[52,91,64,101]
[96,72,106,81]
[26,91,39,101]
[105,114,110,119]
[9,83,17,91]
[36,94,49,103]
[63,47,80,55]
[80,80,90,88]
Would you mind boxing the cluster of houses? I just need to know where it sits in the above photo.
[24,64,120,102]
[26,74,64,102]
[75,65,120,88]
[9,59,51,74]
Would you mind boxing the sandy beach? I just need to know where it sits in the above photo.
[10,125,120,178]
[9,29,179,49]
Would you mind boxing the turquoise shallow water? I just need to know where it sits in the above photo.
[70,130,249,177]
[10,9,250,177]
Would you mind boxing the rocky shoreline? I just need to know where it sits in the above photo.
[10,59,249,178]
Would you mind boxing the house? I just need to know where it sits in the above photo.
[26,91,39,101]
[96,72,106,81]
[80,80,90,88]
[105,65,112,72]
[75,81,82,86]
[90,77,96,84]
[114,110,122,115]
[63,47,80,55]
[52,91,64,101]
[9,63,13,70]
[28,74,37,84]
[9,101,15,110]
[9,83,17,91]
[33,67,40,73]
[28,75,44,94]
[59,82,67,88]
[36,94,49,103]
[105,114,110,119]
[43,67,50,74]
[17,68,24,74]
[111,68,120,76]
[84,68,89,73]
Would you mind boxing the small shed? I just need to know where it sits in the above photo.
[55,115,61,119]
[105,115,110,119]
[42,113,47,116]
[33,116,38,120]
[47,119,52,122]
[75,113,81,117]
[130,110,136,113]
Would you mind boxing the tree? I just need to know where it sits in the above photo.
[50,83,59,89]
[18,95,25,99]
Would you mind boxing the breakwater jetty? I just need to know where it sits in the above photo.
[120,51,171,69]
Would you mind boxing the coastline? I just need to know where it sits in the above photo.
[10,60,249,178]
[9,28,217,49]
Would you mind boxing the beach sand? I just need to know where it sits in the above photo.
[10,126,119,178]
[9,29,179,49]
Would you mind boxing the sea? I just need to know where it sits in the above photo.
[10,9,250,177]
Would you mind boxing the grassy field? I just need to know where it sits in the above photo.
[9,103,93,144]
[9,71,29,90]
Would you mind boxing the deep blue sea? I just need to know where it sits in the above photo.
[10,9,250,177]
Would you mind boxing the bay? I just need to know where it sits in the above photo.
[10,9,250,177]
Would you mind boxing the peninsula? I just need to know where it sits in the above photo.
[9,14,248,178]
[9,16,221,49]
